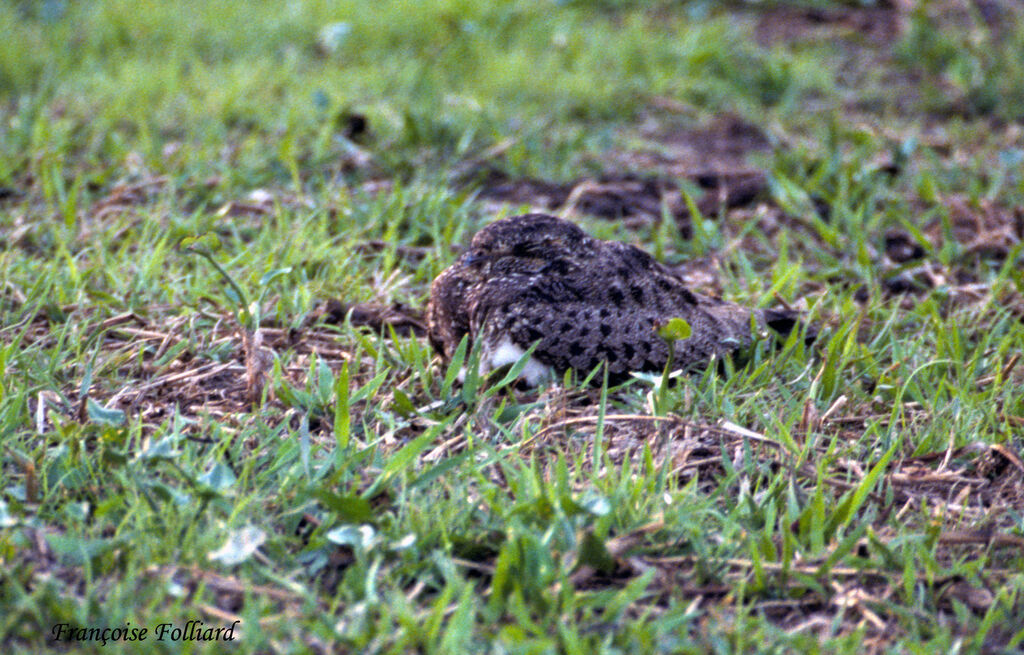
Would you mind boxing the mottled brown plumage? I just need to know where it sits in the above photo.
[428,213,805,385]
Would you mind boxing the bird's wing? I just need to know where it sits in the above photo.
[496,299,672,378]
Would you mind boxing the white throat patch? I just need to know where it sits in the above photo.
[484,337,553,386]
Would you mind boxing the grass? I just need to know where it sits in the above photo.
[2,0,1024,653]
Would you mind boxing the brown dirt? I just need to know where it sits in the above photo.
[753,3,904,48]
[472,115,772,235]
[318,298,426,336]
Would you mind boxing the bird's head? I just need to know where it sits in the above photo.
[459,213,593,277]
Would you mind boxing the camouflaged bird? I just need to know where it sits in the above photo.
[428,213,807,385]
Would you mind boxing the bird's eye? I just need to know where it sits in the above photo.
[511,242,537,257]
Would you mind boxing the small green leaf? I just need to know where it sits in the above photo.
[79,360,93,400]
[145,481,191,506]
[442,335,469,397]
[139,435,181,460]
[825,440,897,538]
[180,233,222,251]
[577,531,615,574]
[101,446,128,466]
[46,535,122,566]
[365,417,455,497]
[351,370,388,403]
[334,361,351,449]
[86,398,125,426]
[258,267,292,287]
[313,489,373,523]
[657,317,692,342]
[63,501,90,522]
[408,451,473,491]
[391,388,416,417]
[316,357,333,405]
[198,463,237,493]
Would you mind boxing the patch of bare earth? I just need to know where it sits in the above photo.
[467,114,772,238]
[20,297,425,443]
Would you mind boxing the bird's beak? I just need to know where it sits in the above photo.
[463,251,488,266]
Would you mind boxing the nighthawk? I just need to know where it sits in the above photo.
[428,213,808,385]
